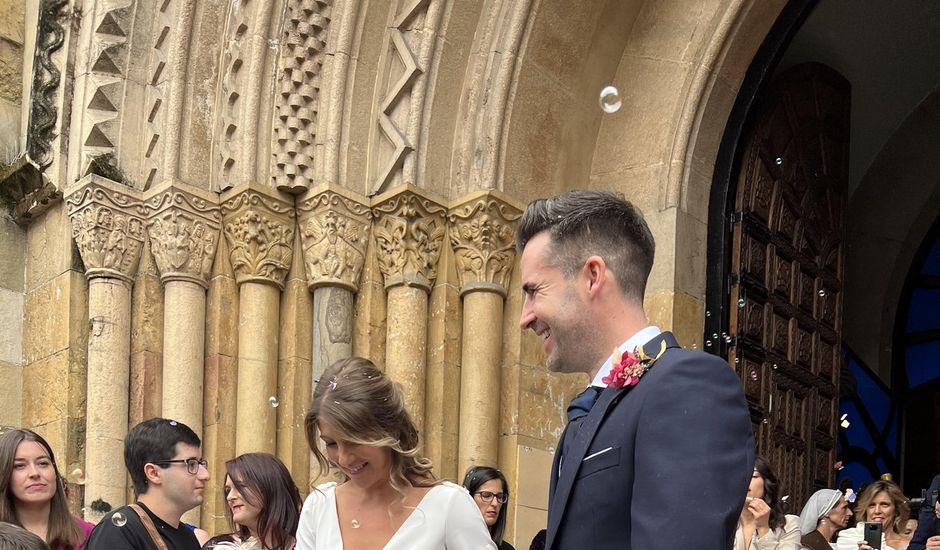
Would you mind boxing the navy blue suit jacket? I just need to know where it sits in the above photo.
[910,474,940,550]
[546,332,754,550]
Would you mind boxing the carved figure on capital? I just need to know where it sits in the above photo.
[372,189,447,291]
[65,177,146,282]
[148,212,219,285]
[297,191,371,292]
[223,210,294,287]
[448,195,520,296]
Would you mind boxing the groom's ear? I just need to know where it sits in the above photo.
[582,256,608,297]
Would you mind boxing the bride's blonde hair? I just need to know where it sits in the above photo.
[304,357,436,496]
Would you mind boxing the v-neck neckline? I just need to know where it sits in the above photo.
[331,483,441,550]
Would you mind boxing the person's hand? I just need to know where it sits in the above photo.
[926,534,940,550]
[746,497,771,531]
[934,499,940,519]
[856,541,874,550]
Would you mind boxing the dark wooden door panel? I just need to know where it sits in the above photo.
[728,62,850,507]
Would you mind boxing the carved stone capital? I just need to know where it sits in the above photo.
[371,185,447,293]
[296,185,371,292]
[221,184,296,290]
[65,175,146,283]
[447,191,522,297]
[143,180,222,288]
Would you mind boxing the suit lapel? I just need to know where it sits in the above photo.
[546,332,680,550]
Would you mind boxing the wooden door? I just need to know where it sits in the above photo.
[728,62,849,508]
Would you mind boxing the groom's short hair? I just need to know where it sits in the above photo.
[516,190,655,303]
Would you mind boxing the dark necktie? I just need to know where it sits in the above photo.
[566,386,603,422]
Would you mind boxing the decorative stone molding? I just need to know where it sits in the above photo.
[296,185,371,292]
[220,184,295,289]
[372,185,447,292]
[143,180,221,288]
[65,174,146,282]
[272,0,333,194]
[27,0,70,169]
[447,191,522,297]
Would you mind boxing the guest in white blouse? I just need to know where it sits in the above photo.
[834,480,911,550]
[295,357,497,550]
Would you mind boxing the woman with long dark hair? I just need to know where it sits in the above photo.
[0,429,92,550]
[734,456,801,550]
[202,453,302,550]
[462,466,515,550]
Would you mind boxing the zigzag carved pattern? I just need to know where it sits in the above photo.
[218,1,251,191]
[272,0,333,194]
[143,0,173,189]
[372,0,427,195]
[83,1,134,166]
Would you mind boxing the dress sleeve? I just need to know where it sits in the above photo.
[296,485,332,550]
[755,515,802,550]
[442,485,498,550]
[834,524,864,550]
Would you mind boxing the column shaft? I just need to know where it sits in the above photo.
[235,283,280,454]
[162,280,206,434]
[458,291,504,473]
[84,278,132,521]
[311,286,353,381]
[385,285,429,434]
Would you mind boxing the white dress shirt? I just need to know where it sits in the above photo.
[590,325,662,388]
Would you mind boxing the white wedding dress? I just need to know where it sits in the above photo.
[295,481,497,550]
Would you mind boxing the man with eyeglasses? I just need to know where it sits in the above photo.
[87,418,209,550]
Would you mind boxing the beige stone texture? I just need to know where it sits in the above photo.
[352,239,387,365]
[128,245,164,426]
[0,2,25,44]
[162,280,206,436]
[26,203,78,293]
[0,212,25,291]
[425,246,461,481]
[312,286,350,380]
[202,352,237,529]
[0,37,23,104]
[235,282,279,454]
[83,277,132,522]
[385,285,429,435]
[457,290,504,474]
[0,358,22,426]
[0,286,23,365]
[206,237,239,359]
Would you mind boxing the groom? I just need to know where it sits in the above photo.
[517,190,754,550]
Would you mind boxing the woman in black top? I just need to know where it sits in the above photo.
[463,466,515,550]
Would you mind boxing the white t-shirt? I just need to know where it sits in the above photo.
[295,481,498,550]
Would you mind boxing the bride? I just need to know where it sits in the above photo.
[295,357,496,550]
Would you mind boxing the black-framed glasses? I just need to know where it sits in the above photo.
[155,458,208,475]
[475,491,508,504]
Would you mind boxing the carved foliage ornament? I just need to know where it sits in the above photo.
[222,192,294,288]
[448,197,520,296]
[373,192,446,291]
[146,191,221,287]
[67,187,146,282]
[298,192,371,292]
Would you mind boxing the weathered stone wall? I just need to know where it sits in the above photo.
[3,0,792,544]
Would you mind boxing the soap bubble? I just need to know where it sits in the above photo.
[67,468,86,485]
[599,86,622,113]
[111,512,127,527]
[268,396,279,408]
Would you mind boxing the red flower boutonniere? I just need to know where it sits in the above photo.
[602,339,667,389]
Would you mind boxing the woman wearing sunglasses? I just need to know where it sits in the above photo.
[463,466,515,550]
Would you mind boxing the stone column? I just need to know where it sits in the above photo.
[449,191,521,474]
[65,175,146,521]
[296,185,372,383]
[221,184,295,455]
[372,185,447,435]
[144,181,221,436]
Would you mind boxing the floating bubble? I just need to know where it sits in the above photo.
[598,86,622,113]
[705,310,711,317]
[734,357,741,365]
[712,333,719,340]
[723,335,733,344]
[772,363,778,370]
[691,344,698,350]
[749,370,758,381]
[705,340,712,347]
[781,495,790,502]
[351,519,361,529]
[818,289,826,297]
[775,157,783,166]
[67,468,86,485]
[761,418,769,424]
[737,298,746,308]
[111,512,127,527]
[268,396,279,408]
